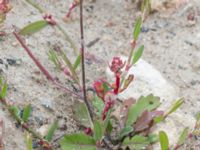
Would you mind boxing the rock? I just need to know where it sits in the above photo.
[106,56,195,147]
[40,98,54,111]
[142,0,189,12]
[106,56,178,102]
[37,124,49,137]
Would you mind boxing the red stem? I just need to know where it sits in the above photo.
[114,75,120,94]
[13,32,83,100]
[13,32,55,82]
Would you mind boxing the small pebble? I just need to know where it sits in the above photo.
[41,98,54,111]
[0,59,3,64]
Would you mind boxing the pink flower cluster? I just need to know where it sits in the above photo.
[0,0,11,15]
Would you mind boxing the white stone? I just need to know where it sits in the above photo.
[106,57,178,103]
[106,56,195,147]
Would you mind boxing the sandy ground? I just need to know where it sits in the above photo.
[0,0,200,149]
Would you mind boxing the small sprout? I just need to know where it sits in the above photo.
[165,98,184,117]
[45,120,58,142]
[22,104,32,122]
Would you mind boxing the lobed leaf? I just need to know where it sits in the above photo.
[59,133,96,150]
[22,104,32,122]
[45,120,58,142]
[159,131,169,150]
[20,20,48,35]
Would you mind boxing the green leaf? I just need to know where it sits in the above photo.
[132,45,144,65]
[0,82,7,99]
[159,131,169,150]
[9,106,20,118]
[73,54,81,70]
[119,126,133,140]
[45,120,58,142]
[25,132,33,150]
[195,112,200,122]
[148,134,159,143]
[61,51,79,84]
[48,50,61,69]
[133,17,142,40]
[154,116,164,124]
[165,98,184,117]
[73,102,92,127]
[177,127,189,146]
[122,135,150,150]
[0,77,2,85]
[20,20,48,35]
[126,94,160,127]
[59,133,96,150]
[22,104,32,122]
[92,96,104,117]
[144,94,160,111]
[93,120,103,141]
[103,109,111,132]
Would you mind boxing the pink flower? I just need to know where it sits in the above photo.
[0,0,11,14]
[109,57,125,75]
[43,14,57,25]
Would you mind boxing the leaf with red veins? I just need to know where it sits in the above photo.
[134,110,164,132]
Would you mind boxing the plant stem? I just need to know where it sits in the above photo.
[24,0,78,55]
[13,32,83,100]
[13,32,55,82]
[56,24,78,55]
[25,0,44,13]
[79,0,93,121]
[0,98,53,150]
